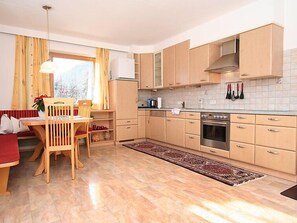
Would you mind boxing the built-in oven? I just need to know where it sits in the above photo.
[200,112,230,151]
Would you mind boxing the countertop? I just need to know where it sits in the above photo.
[138,107,297,116]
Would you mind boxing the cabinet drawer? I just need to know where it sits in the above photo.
[255,146,296,174]
[256,125,296,151]
[200,146,229,158]
[117,119,138,126]
[185,120,200,135]
[256,115,296,127]
[166,111,186,118]
[185,134,200,151]
[230,141,254,164]
[231,114,255,124]
[185,112,200,120]
[138,110,146,116]
[116,125,138,141]
[230,123,255,144]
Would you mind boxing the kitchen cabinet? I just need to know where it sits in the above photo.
[163,45,175,88]
[109,80,138,141]
[200,145,229,158]
[154,51,163,88]
[89,110,115,146]
[140,53,154,89]
[230,114,255,164]
[189,44,220,85]
[185,112,200,151]
[137,110,147,139]
[149,116,166,142]
[163,40,189,87]
[134,54,141,89]
[166,118,185,147]
[239,24,283,79]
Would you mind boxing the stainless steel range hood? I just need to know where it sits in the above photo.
[205,39,239,73]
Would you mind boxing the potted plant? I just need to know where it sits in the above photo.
[32,95,49,118]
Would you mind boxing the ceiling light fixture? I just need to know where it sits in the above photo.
[39,5,57,74]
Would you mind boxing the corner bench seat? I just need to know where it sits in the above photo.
[0,134,19,195]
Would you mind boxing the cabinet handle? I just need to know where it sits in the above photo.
[167,119,171,122]
[268,117,279,121]
[237,116,246,119]
[189,136,195,139]
[210,150,216,153]
[189,114,194,116]
[200,79,206,82]
[176,82,181,85]
[189,121,195,124]
[126,121,131,123]
[126,127,131,129]
[169,83,173,86]
[267,150,279,155]
[236,145,245,148]
[241,74,249,76]
[146,85,149,88]
[237,125,246,129]
[268,128,279,132]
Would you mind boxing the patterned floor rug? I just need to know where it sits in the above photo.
[123,141,264,186]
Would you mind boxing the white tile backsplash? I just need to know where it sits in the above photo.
[138,48,297,111]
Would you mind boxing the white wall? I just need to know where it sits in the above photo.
[0,33,15,109]
[284,0,297,50]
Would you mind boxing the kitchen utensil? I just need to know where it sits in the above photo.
[227,84,231,99]
[157,97,162,109]
[240,83,244,99]
[150,99,158,108]
[235,83,240,99]
[225,84,229,99]
[231,83,235,101]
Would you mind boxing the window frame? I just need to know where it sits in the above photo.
[49,52,96,99]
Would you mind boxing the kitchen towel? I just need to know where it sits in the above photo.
[171,108,181,115]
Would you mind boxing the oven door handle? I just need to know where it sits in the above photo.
[202,120,228,126]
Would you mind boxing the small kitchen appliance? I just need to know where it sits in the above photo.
[157,97,162,109]
[147,98,157,108]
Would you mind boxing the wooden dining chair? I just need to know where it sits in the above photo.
[75,100,92,158]
[43,97,75,183]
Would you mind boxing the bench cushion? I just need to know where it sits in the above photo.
[0,134,20,164]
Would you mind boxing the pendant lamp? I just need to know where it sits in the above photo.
[39,5,58,74]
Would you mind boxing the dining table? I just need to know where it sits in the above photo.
[20,116,92,176]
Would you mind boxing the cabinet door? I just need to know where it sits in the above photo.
[138,115,146,138]
[150,117,166,142]
[175,40,189,86]
[166,118,185,147]
[189,44,220,84]
[240,24,283,79]
[114,81,138,120]
[154,51,163,88]
[140,53,154,89]
[163,45,175,88]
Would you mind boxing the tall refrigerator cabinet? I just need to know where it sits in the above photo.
[109,80,138,142]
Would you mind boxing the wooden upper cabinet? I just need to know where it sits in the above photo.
[163,45,175,88]
[240,24,283,79]
[189,44,220,85]
[140,53,154,89]
[175,40,190,86]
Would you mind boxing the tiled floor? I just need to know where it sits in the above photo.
[1,144,297,223]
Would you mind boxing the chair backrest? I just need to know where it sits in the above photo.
[78,100,92,118]
[43,98,75,150]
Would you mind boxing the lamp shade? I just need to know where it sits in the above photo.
[39,59,58,73]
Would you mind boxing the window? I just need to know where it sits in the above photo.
[51,53,95,102]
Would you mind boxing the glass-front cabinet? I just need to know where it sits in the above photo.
[154,51,163,88]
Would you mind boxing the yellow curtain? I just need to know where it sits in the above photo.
[11,35,51,109]
[94,48,110,110]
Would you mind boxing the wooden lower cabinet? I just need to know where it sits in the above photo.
[116,125,138,141]
[185,134,200,151]
[166,118,185,147]
[200,145,229,158]
[256,125,296,151]
[138,115,146,138]
[230,141,254,164]
[255,146,296,174]
[149,117,166,142]
[230,123,255,144]
[185,120,200,135]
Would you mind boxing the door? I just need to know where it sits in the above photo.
[166,118,185,147]
[115,81,138,120]
[150,117,166,142]
[175,40,189,86]
[138,114,146,138]
[163,45,175,88]
[140,53,154,89]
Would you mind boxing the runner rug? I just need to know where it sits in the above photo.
[123,141,264,186]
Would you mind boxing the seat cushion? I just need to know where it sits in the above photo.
[75,130,87,136]
[0,134,19,164]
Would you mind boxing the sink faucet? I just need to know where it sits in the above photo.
[181,101,185,109]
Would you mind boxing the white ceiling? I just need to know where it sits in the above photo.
[0,0,256,46]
